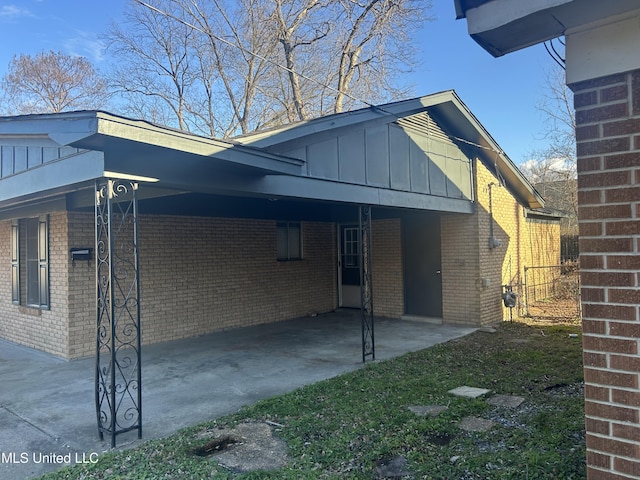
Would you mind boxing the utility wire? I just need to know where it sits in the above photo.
[544,38,565,70]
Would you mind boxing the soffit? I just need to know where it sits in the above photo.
[453,0,640,57]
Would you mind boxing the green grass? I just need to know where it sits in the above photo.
[41,321,585,480]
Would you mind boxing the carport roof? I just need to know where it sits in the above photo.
[0,110,307,212]
[0,91,543,213]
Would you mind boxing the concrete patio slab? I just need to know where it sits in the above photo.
[0,310,475,479]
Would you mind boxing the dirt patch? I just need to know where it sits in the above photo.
[194,422,289,473]
[426,432,455,446]
[527,297,581,322]
[375,455,411,479]
[193,434,240,456]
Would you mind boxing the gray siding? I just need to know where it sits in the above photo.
[278,120,473,201]
[0,138,80,178]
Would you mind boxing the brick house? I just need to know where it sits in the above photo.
[0,90,559,360]
[453,1,640,478]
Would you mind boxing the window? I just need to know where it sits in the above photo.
[11,215,49,308]
[277,222,302,260]
[343,226,360,268]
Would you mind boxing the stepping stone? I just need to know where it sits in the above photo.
[448,386,491,398]
[407,405,448,417]
[486,394,525,408]
[459,416,494,432]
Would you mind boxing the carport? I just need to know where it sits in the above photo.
[0,95,480,446]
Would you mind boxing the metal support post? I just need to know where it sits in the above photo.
[95,179,142,447]
[359,205,375,362]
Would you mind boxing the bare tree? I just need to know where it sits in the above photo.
[0,51,110,114]
[179,0,280,136]
[332,0,426,113]
[273,0,326,121]
[106,0,429,136]
[268,0,428,118]
[537,63,576,164]
[105,0,197,132]
[521,62,578,235]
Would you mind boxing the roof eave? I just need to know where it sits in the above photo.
[432,93,545,209]
[0,111,304,176]
[234,91,458,148]
[455,0,640,57]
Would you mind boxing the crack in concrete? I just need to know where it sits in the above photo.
[1,404,58,441]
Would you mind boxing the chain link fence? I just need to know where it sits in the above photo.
[522,262,581,320]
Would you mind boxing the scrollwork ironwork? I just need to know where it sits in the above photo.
[95,179,142,447]
[359,205,375,362]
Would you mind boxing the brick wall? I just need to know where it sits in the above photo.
[372,218,404,317]
[0,213,338,359]
[441,209,480,324]
[67,214,337,358]
[441,160,560,326]
[67,212,97,358]
[140,215,337,348]
[0,212,70,357]
[571,69,640,479]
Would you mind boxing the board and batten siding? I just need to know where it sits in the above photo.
[0,137,81,179]
[275,116,473,201]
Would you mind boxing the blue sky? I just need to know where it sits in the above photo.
[0,0,556,166]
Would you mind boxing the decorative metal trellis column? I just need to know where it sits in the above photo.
[95,179,142,448]
[359,205,375,362]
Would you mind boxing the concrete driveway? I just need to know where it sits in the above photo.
[0,310,475,479]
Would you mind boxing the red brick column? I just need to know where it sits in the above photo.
[572,69,640,479]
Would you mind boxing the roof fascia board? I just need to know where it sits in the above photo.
[235,91,458,148]
[437,94,545,209]
[165,171,474,214]
[91,113,303,175]
[260,175,473,213]
[524,207,563,221]
[459,0,640,57]
[464,0,570,35]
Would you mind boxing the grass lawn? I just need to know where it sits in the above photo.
[40,320,585,479]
